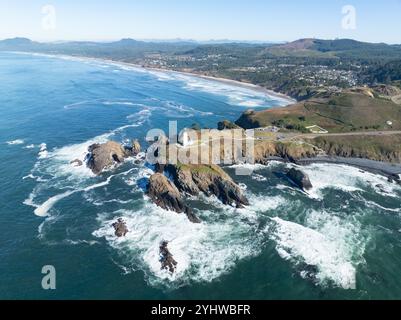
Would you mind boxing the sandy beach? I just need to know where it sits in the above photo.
[13,52,295,106]
[100,57,296,105]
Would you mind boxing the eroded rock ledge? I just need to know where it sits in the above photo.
[166,163,249,208]
[147,173,201,223]
[147,163,249,223]
[159,241,177,274]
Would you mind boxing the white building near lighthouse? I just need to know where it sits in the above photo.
[178,129,194,147]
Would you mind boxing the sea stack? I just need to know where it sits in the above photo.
[86,140,141,175]
[286,168,313,191]
[159,241,177,274]
[112,218,129,237]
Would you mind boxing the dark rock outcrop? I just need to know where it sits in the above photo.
[86,141,131,175]
[132,139,141,155]
[159,241,177,274]
[287,168,313,191]
[125,139,142,156]
[166,164,249,208]
[112,218,129,237]
[147,173,201,223]
[388,174,401,185]
[70,159,83,167]
[234,110,259,129]
[218,120,241,131]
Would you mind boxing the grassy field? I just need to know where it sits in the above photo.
[236,89,401,133]
[308,134,401,163]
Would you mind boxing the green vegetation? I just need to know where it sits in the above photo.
[309,134,401,163]
[271,119,309,133]
[2,37,401,101]
[217,120,241,131]
[236,90,401,133]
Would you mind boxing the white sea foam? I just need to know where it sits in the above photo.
[6,139,24,145]
[365,200,401,213]
[32,176,116,217]
[166,73,292,108]
[23,191,38,207]
[281,163,401,199]
[64,100,99,109]
[22,174,35,180]
[25,107,151,218]
[14,51,293,110]
[38,143,48,159]
[64,239,100,246]
[252,173,267,182]
[34,190,76,217]
[94,203,260,285]
[271,217,359,289]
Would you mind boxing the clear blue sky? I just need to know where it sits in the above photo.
[1,0,401,43]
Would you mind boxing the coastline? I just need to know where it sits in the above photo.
[9,51,296,106]
[264,156,401,180]
[9,52,401,180]
[94,56,296,104]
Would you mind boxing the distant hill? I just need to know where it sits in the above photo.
[265,38,401,60]
[0,37,197,59]
[1,37,400,61]
[1,37,400,96]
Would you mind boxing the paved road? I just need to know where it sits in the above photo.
[297,130,401,139]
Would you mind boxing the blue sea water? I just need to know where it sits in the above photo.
[1,52,401,299]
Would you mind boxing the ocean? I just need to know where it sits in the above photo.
[1,52,401,299]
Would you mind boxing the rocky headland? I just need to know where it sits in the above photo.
[147,173,201,223]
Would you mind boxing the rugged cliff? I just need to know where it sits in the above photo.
[147,173,201,223]
[308,135,401,163]
[253,141,321,163]
[166,163,249,208]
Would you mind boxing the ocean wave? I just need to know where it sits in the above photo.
[14,52,292,111]
[64,99,147,110]
[281,163,400,199]
[64,239,100,246]
[156,100,213,118]
[34,190,77,217]
[38,143,48,159]
[270,215,363,290]
[364,200,401,213]
[31,175,117,217]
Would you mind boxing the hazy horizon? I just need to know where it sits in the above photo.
[2,36,401,46]
[1,0,401,44]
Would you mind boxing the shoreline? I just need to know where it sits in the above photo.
[92,56,296,105]
[264,156,401,180]
[9,51,296,106]
[10,52,401,180]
